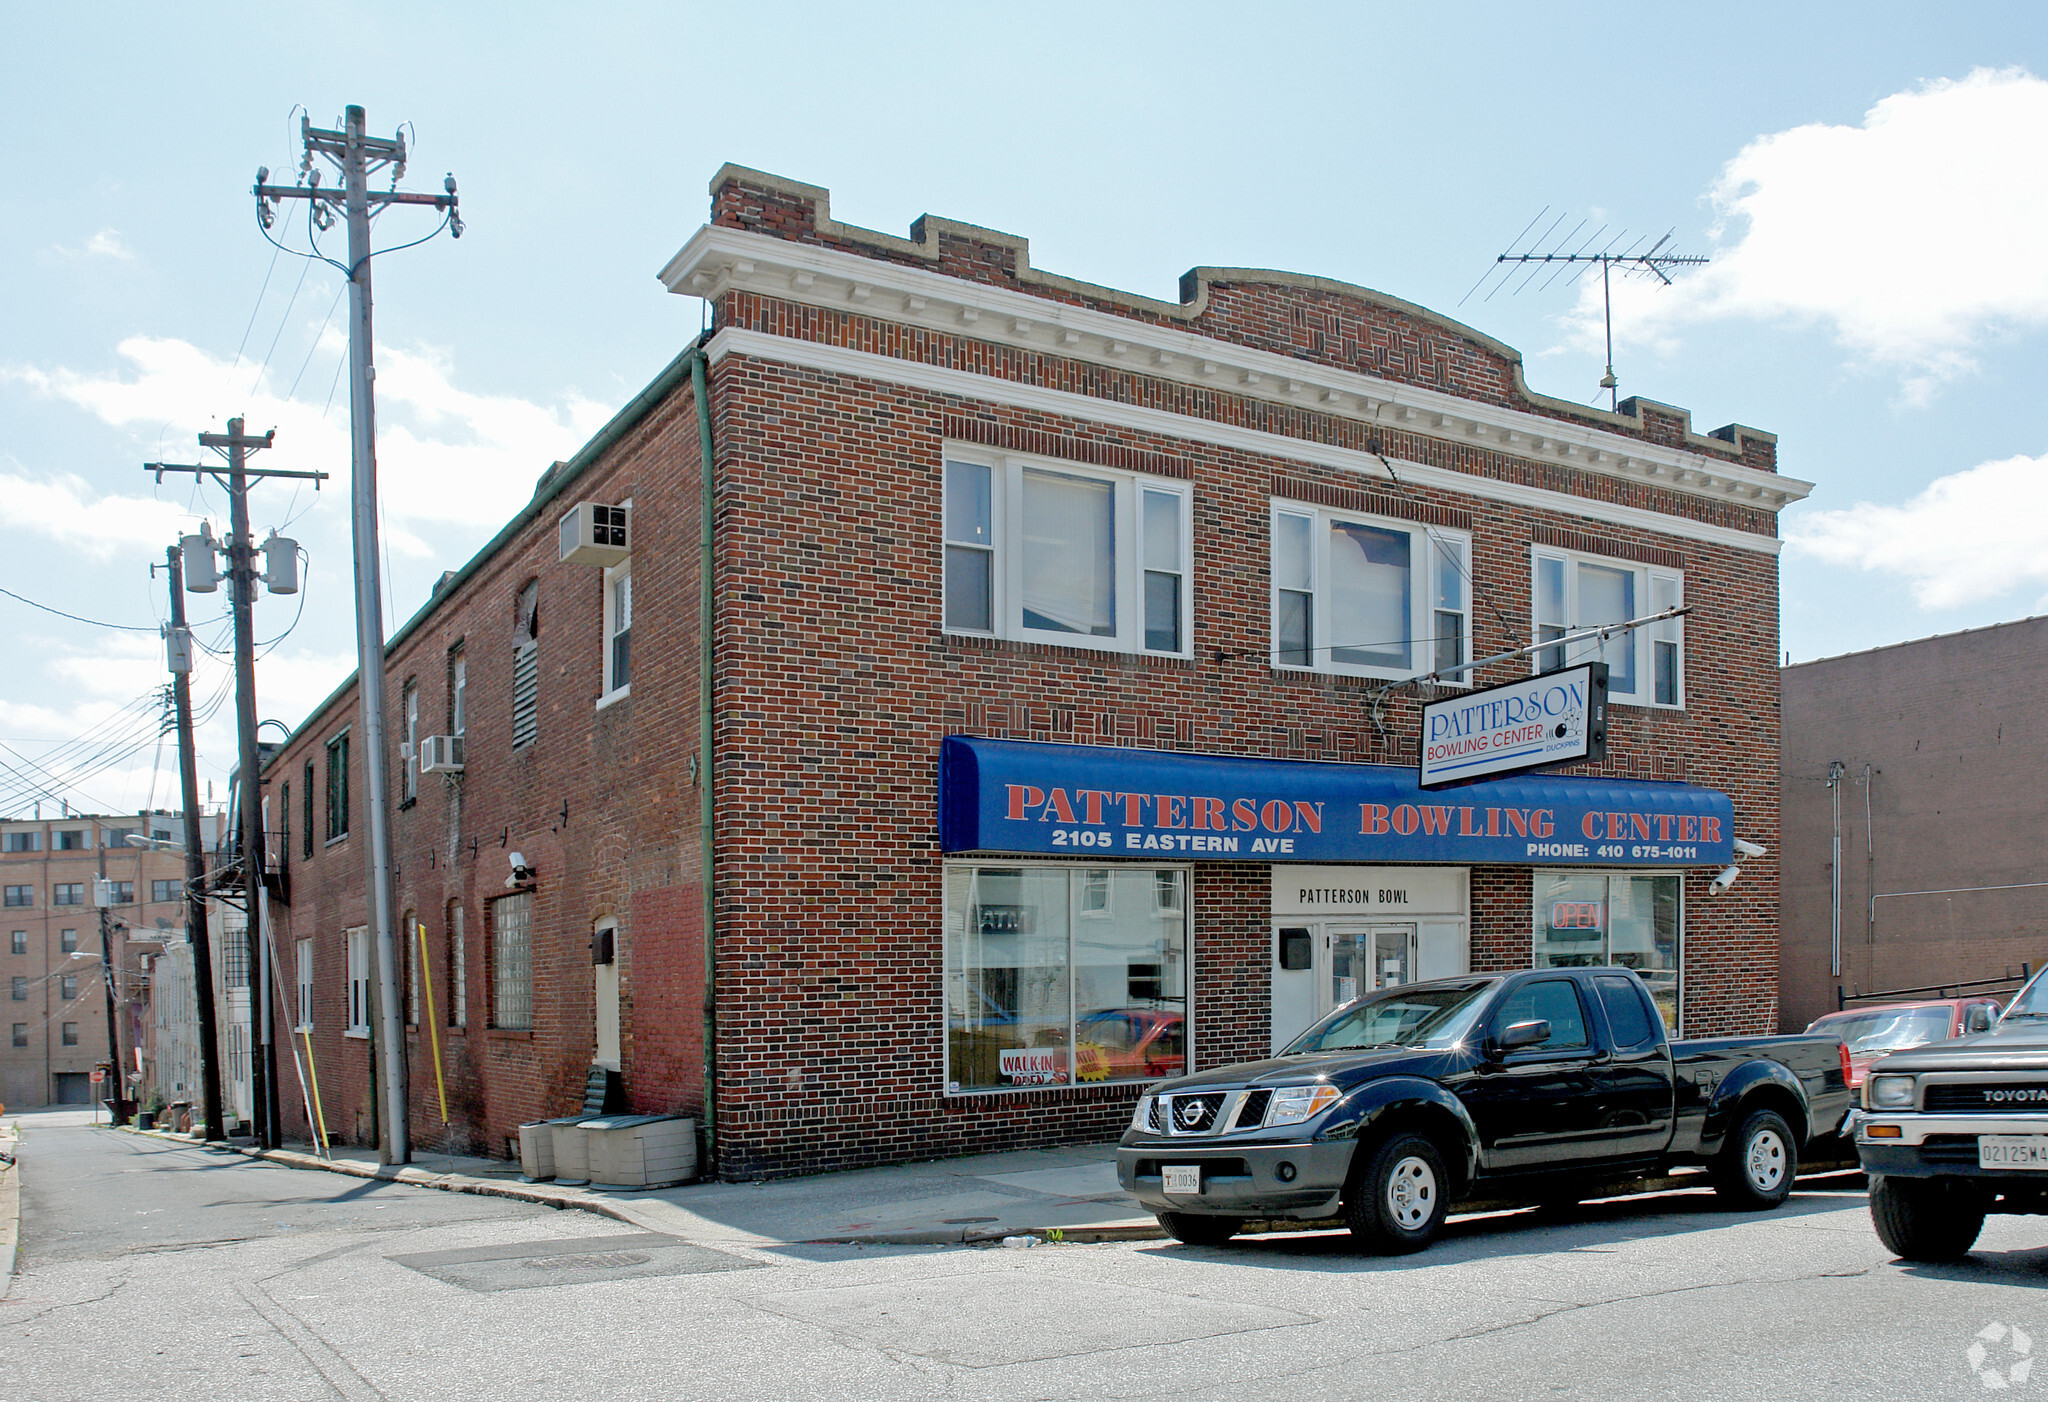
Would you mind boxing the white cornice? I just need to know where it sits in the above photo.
[663,225,1813,513]
[706,327,1784,558]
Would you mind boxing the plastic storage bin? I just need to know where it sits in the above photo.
[582,1114,697,1189]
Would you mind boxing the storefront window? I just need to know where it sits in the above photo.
[1533,871,1681,1033]
[945,864,1188,1092]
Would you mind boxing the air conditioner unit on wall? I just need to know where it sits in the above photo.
[559,502,631,567]
[418,735,465,774]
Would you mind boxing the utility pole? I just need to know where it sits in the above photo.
[254,106,461,1165]
[146,425,324,1150]
[163,544,226,1140]
[94,842,124,1126]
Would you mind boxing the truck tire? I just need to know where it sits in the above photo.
[1869,1175,1985,1262]
[1157,1212,1243,1247]
[1714,1108,1797,1210]
[1344,1131,1450,1254]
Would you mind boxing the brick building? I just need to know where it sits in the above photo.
[1,810,201,1108]
[1779,616,2048,1030]
[265,166,1809,1177]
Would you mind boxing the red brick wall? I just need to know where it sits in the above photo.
[267,177,1784,1178]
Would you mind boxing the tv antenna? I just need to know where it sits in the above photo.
[1460,209,1708,410]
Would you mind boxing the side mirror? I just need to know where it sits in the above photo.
[1967,1006,1993,1034]
[1489,1019,1552,1057]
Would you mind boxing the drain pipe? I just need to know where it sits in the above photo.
[690,349,718,1173]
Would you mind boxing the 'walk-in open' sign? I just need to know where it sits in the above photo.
[1420,662,1608,788]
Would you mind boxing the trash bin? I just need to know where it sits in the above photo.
[549,1118,594,1186]
[518,1117,587,1180]
[582,1114,696,1190]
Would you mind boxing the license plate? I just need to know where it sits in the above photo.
[1979,1136,2048,1169]
[1162,1165,1201,1195]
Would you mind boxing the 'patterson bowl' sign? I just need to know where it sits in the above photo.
[939,734,1732,868]
[1420,663,1607,788]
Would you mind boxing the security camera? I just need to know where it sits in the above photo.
[507,851,526,870]
[506,851,535,889]
[1732,838,1768,858]
[1708,865,1741,896]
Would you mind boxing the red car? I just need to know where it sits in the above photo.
[1075,1009,1186,1082]
[1804,997,2003,1089]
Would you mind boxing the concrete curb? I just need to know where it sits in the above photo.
[114,1126,1167,1247]
[114,1126,649,1229]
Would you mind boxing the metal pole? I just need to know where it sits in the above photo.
[223,417,278,1147]
[167,546,226,1140]
[340,104,409,1164]
[1828,760,1844,978]
[96,843,125,1125]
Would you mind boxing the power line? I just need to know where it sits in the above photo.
[0,585,158,633]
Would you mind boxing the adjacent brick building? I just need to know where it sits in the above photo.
[265,166,1810,1177]
[1779,616,2048,1030]
[0,810,200,1108]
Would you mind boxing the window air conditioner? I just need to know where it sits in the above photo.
[417,735,465,774]
[559,502,631,567]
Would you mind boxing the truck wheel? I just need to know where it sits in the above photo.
[1344,1132,1449,1254]
[1157,1212,1243,1247]
[1869,1175,1985,1262]
[1714,1108,1797,1210]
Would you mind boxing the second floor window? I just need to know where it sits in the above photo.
[513,582,540,748]
[60,929,76,954]
[1270,504,1471,681]
[402,680,419,802]
[301,761,315,860]
[1532,549,1685,708]
[107,881,133,905]
[9,930,23,954]
[603,565,632,698]
[152,879,179,904]
[52,883,83,907]
[61,1021,78,1046]
[942,453,1191,658]
[326,733,350,841]
[60,974,77,1000]
[3,886,30,908]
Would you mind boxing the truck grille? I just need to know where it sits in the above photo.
[1163,1092,1226,1134]
[1922,1082,2048,1113]
[1234,1089,1272,1129]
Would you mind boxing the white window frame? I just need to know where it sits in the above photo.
[600,559,632,706]
[402,680,419,802]
[1269,500,1472,682]
[1529,546,1685,709]
[345,926,371,1038]
[296,939,314,1032]
[941,448,1193,659]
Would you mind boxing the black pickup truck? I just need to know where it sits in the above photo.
[1117,966,1853,1253]
[1855,967,2048,1261]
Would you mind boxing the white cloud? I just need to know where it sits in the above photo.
[1572,67,2048,401]
[1789,449,2048,609]
[0,469,194,558]
[43,228,136,262]
[3,332,612,537]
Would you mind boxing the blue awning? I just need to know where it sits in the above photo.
[939,735,1734,868]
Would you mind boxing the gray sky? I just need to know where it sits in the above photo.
[4,3,2045,816]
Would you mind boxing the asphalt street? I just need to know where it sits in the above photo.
[6,1107,2048,1401]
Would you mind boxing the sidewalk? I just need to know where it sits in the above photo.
[123,1128,1164,1247]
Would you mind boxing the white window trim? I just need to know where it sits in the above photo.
[941,447,1194,659]
[1268,498,1473,682]
[402,682,419,802]
[599,558,632,707]
[295,939,315,1033]
[1529,546,1686,709]
[345,926,371,1039]
[941,859,1194,1097]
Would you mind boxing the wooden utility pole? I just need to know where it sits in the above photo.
[163,544,226,1139]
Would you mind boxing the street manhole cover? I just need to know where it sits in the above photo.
[388,1233,762,1293]
[524,1251,653,1270]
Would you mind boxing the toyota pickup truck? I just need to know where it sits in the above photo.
[1116,966,1853,1253]
[1856,967,2048,1261]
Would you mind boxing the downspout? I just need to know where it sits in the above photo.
[690,349,718,1173]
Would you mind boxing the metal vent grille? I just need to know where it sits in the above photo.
[511,644,539,750]
[1923,1082,2048,1113]
[1235,1089,1272,1129]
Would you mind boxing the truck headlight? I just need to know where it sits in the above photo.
[1129,1096,1154,1133]
[1266,1085,1342,1127]
[1867,1074,1916,1110]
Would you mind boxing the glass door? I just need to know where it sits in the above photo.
[1371,925,1416,990]
[1323,925,1370,1015]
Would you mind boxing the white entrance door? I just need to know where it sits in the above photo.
[594,920,621,1071]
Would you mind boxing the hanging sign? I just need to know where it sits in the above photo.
[1420,663,1607,788]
